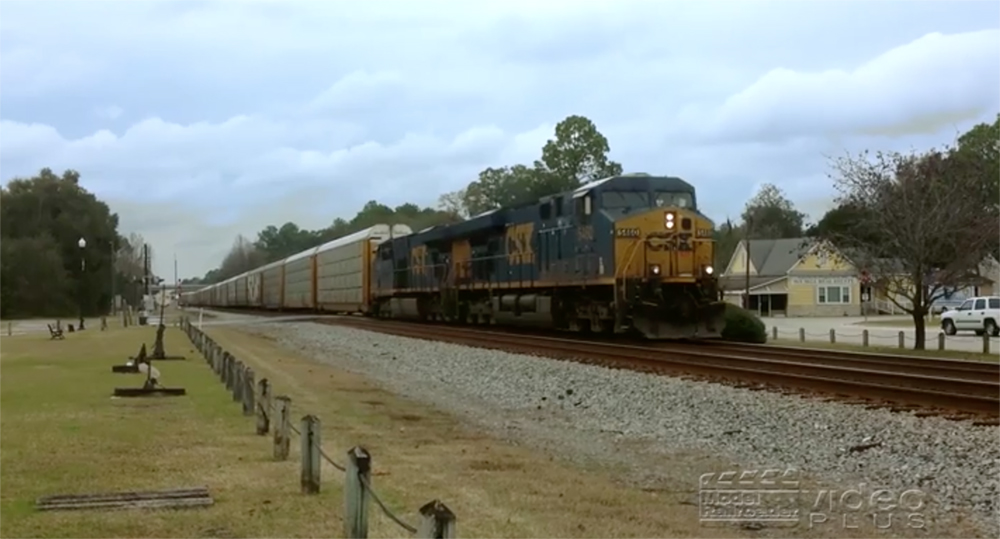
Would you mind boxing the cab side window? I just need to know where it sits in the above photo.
[974,299,986,310]
[959,300,974,311]
[990,298,1000,309]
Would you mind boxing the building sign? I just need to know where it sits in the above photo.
[789,277,855,286]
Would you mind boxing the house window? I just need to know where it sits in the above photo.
[817,285,851,304]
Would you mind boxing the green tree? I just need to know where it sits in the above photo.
[0,235,73,318]
[824,146,997,349]
[440,114,622,217]
[535,114,623,194]
[952,113,1000,260]
[0,168,124,317]
[806,203,882,248]
[713,218,742,272]
[255,222,321,263]
[740,183,807,239]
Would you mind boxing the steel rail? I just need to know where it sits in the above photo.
[323,317,1000,418]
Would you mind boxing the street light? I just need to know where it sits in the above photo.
[78,237,86,330]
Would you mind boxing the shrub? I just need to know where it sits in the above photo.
[721,304,768,343]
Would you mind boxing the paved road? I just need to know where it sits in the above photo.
[762,315,998,354]
[172,308,999,356]
[178,308,342,327]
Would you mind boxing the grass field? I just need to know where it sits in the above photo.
[770,338,999,362]
[1,318,764,539]
[0,324,340,538]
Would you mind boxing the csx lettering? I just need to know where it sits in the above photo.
[616,227,641,238]
[647,233,693,251]
[696,228,713,238]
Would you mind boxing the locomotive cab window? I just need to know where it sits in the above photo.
[539,201,552,220]
[576,194,593,224]
[654,191,694,210]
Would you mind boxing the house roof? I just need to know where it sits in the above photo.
[743,238,813,276]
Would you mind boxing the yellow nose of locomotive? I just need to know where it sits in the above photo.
[613,208,714,281]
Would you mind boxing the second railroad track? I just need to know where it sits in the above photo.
[320,317,1000,424]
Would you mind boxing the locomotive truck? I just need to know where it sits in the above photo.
[183,173,726,339]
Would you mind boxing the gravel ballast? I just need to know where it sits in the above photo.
[238,320,999,537]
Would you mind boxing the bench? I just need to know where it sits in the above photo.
[47,324,64,340]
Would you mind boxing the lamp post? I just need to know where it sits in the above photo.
[78,237,87,330]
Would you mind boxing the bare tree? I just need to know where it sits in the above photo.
[437,189,469,219]
[823,146,997,349]
[115,232,149,282]
[218,234,266,280]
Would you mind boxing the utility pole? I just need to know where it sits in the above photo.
[141,243,151,325]
[110,240,116,316]
[174,253,179,304]
[744,216,752,311]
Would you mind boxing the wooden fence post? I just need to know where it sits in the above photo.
[224,354,234,389]
[771,326,777,340]
[984,333,991,355]
[862,329,869,347]
[938,333,945,351]
[273,396,291,460]
[220,352,228,384]
[344,446,372,539]
[798,328,805,342]
[233,362,244,402]
[242,368,255,416]
[829,329,836,344]
[898,331,905,349]
[416,500,457,539]
[256,379,271,435]
[300,415,321,494]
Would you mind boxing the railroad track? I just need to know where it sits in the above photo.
[319,317,1000,424]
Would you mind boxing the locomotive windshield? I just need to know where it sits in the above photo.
[600,190,695,212]
[653,191,693,209]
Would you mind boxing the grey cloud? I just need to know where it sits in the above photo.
[2,0,998,277]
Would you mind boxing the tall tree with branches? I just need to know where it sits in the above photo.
[822,145,998,349]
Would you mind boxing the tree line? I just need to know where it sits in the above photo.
[194,115,624,284]
[0,169,157,318]
[714,115,998,348]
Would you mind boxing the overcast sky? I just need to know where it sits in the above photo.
[2,0,998,279]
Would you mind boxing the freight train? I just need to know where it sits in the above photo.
[182,173,726,339]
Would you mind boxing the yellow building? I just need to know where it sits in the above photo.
[719,238,861,317]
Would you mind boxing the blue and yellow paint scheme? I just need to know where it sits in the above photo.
[371,173,726,339]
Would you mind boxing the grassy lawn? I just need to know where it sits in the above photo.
[1,320,756,539]
[852,318,918,328]
[770,337,999,362]
[0,324,334,538]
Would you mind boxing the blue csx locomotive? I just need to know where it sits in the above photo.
[371,173,726,339]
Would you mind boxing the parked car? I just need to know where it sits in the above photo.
[931,297,967,315]
[940,296,1000,336]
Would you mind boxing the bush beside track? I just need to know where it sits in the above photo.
[720,304,768,344]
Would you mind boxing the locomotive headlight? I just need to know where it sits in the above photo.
[665,212,675,229]
[704,265,714,275]
[650,264,662,276]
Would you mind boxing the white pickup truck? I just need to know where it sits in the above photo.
[940,296,1000,336]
